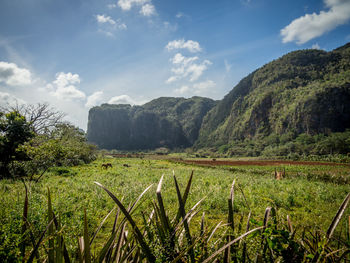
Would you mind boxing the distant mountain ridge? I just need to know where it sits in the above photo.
[87,96,216,150]
[195,42,350,148]
[87,42,350,152]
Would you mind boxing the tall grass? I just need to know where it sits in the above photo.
[18,171,350,262]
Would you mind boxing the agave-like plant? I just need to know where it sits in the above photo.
[19,172,350,263]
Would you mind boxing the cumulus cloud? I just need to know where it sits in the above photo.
[171,53,198,66]
[186,60,212,82]
[45,72,86,101]
[108,94,135,105]
[96,14,116,25]
[117,0,156,16]
[0,91,26,106]
[95,15,127,37]
[174,80,216,95]
[0,61,32,86]
[281,0,350,44]
[85,91,104,108]
[166,53,211,83]
[166,39,202,53]
[140,3,156,16]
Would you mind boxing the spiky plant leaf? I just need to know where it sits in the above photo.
[27,219,55,263]
[83,209,91,263]
[202,226,264,263]
[94,181,156,262]
[326,192,350,240]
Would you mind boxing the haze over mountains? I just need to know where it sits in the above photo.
[87,42,350,152]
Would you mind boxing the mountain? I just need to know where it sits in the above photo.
[195,43,350,149]
[87,43,350,154]
[87,96,217,150]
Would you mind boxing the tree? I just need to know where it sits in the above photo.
[1,103,65,134]
[0,105,96,180]
[0,111,34,178]
[19,123,96,181]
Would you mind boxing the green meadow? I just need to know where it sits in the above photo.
[1,156,349,261]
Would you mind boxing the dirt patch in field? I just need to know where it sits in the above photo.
[174,159,349,167]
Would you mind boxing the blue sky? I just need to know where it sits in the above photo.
[1,0,350,129]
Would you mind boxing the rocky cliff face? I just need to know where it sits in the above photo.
[87,97,217,150]
[87,43,350,151]
[195,43,350,148]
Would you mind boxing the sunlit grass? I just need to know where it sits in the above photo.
[0,157,349,260]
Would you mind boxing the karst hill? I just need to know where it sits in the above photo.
[87,42,350,152]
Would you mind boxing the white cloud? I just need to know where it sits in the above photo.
[140,3,156,16]
[176,12,184,18]
[85,91,104,108]
[118,0,148,10]
[96,14,116,25]
[117,0,156,16]
[95,15,127,37]
[174,85,189,94]
[186,60,212,82]
[281,0,350,44]
[312,43,321,49]
[0,61,32,86]
[108,94,135,105]
[46,72,86,101]
[171,53,198,65]
[0,91,26,107]
[107,4,117,9]
[166,76,179,84]
[117,22,127,30]
[167,53,211,83]
[166,39,202,53]
[192,80,216,93]
[174,80,216,96]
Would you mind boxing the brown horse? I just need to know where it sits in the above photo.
[101,163,113,169]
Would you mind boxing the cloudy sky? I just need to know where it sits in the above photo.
[1,0,350,130]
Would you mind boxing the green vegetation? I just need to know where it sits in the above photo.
[86,43,350,158]
[196,43,350,153]
[0,157,349,261]
[2,44,350,261]
[87,97,216,150]
[0,104,96,179]
[211,130,350,162]
[0,111,34,177]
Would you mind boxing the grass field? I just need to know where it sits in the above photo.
[1,156,349,261]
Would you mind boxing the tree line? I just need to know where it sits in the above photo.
[0,103,96,180]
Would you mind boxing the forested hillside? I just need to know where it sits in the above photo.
[87,43,350,154]
[87,97,216,150]
[195,43,350,154]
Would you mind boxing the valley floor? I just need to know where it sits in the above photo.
[0,156,349,260]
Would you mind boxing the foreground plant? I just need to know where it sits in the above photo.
[19,172,350,262]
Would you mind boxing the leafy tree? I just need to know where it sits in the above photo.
[19,123,96,181]
[0,105,96,180]
[0,111,34,178]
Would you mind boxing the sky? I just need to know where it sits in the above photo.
[1,0,350,130]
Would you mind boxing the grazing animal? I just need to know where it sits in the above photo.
[274,168,285,180]
[101,163,113,169]
[123,164,131,168]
